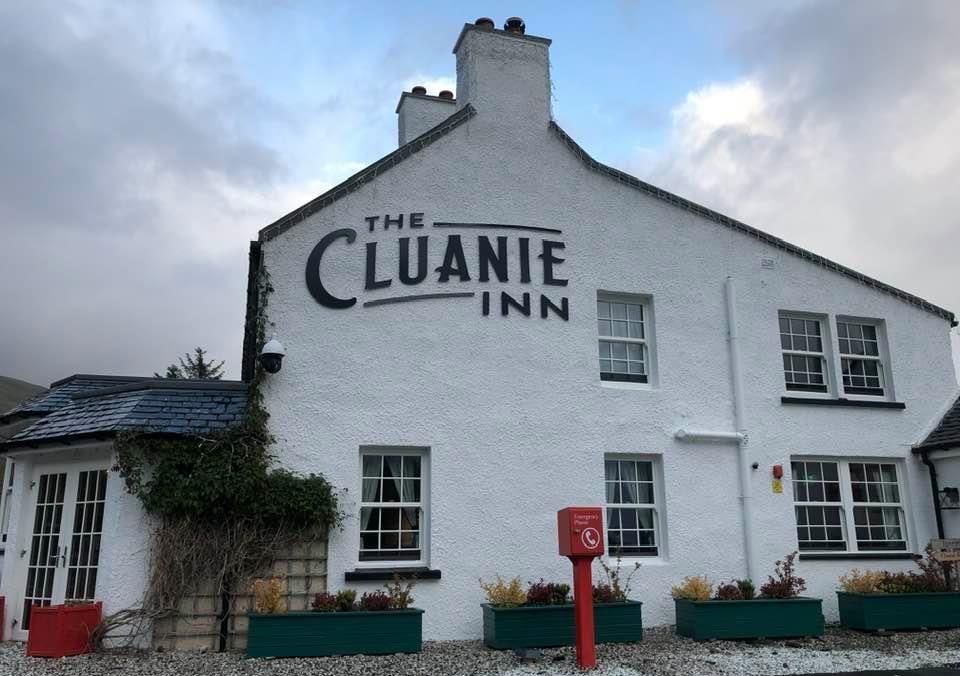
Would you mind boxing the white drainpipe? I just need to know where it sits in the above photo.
[725,276,756,581]
[671,278,756,580]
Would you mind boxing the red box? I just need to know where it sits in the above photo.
[26,602,102,658]
[558,507,605,557]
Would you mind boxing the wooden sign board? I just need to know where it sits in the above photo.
[930,539,960,562]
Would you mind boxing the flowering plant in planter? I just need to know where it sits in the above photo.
[672,552,823,641]
[247,575,423,658]
[479,560,644,650]
[836,546,960,631]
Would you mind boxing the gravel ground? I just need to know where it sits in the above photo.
[3,626,960,676]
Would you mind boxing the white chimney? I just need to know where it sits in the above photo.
[395,87,457,146]
[453,17,552,127]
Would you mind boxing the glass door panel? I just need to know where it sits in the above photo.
[22,472,67,629]
[64,470,107,602]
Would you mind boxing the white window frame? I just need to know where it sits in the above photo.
[603,454,665,559]
[597,292,656,387]
[357,447,429,568]
[779,312,833,397]
[0,458,13,547]
[790,457,911,554]
[834,317,892,400]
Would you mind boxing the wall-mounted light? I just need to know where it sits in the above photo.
[259,337,286,374]
[939,486,959,510]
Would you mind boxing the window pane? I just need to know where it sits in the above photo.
[611,303,627,319]
[605,461,619,481]
[403,456,421,478]
[401,507,420,530]
[382,477,401,502]
[627,304,643,321]
[620,462,637,482]
[597,301,610,318]
[402,479,420,502]
[362,455,382,478]
[381,508,400,530]
[598,320,612,336]
[360,508,379,530]
[362,479,380,502]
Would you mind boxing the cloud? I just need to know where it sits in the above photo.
[0,1,293,384]
[644,0,960,381]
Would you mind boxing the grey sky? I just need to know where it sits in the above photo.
[1,1,958,386]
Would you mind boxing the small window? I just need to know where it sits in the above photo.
[791,458,907,553]
[359,451,426,563]
[837,321,885,396]
[597,294,650,383]
[604,457,660,557]
[780,315,828,393]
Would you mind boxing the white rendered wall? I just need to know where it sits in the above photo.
[0,444,151,642]
[397,94,457,146]
[259,27,958,640]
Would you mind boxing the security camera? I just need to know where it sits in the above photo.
[259,338,286,374]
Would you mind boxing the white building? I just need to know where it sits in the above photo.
[1,17,958,645]
[250,18,960,640]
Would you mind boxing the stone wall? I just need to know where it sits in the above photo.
[153,540,327,652]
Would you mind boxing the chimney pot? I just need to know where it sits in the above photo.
[438,90,454,100]
[411,85,427,95]
[475,17,495,29]
[504,17,525,34]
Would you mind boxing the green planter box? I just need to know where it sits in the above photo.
[482,602,643,649]
[674,598,824,641]
[837,591,960,631]
[247,609,424,658]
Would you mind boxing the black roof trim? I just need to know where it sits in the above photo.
[71,379,247,400]
[0,410,44,425]
[452,23,551,54]
[259,104,477,242]
[913,394,960,452]
[49,374,151,388]
[549,121,956,325]
[2,429,206,452]
[3,431,116,451]
[395,91,456,114]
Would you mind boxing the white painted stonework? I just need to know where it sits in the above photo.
[258,23,959,640]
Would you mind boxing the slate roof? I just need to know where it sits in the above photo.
[1,374,149,420]
[915,395,960,452]
[4,379,248,448]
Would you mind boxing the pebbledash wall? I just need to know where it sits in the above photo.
[253,20,959,640]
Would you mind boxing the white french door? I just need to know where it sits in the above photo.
[14,463,108,640]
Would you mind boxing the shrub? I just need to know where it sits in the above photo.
[525,580,570,606]
[359,590,392,611]
[714,581,744,601]
[596,555,641,602]
[385,575,416,609]
[310,592,337,612]
[480,576,526,607]
[839,569,885,594]
[335,589,357,612]
[736,579,756,600]
[760,552,806,599]
[252,577,285,614]
[593,583,619,604]
[671,576,712,601]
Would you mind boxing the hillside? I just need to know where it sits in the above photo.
[0,375,45,414]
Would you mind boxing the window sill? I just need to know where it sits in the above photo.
[345,567,441,582]
[781,396,905,410]
[600,381,655,391]
[799,552,916,561]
